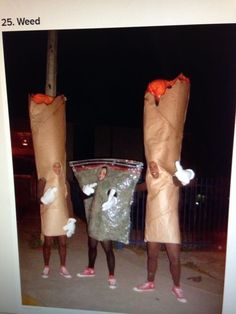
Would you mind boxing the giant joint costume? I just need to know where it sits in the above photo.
[144,73,191,244]
[29,94,70,237]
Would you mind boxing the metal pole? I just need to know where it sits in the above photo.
[45,30,57,96]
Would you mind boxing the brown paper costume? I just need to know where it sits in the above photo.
[29,95,69,236]
[144,75,190,244]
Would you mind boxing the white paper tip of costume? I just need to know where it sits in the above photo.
[40,186,58,205]
[63,218,76,237]
[174,161,195,186]
[82,183,97,196]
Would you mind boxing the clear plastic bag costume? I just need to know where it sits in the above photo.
[70,159,143,244]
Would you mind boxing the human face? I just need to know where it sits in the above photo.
[52,162,62,175]
[149,161,159,178]
[98,167,107,181]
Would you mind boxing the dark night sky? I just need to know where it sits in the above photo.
[2,24,236,177]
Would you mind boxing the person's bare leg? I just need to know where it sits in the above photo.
[147,242,161,282]
[133,242,160,291]
[41,236,53,278]
[58,235,71,278]
[165,243,187,303]
[58,235,67,266]
[165,243,181,286]
[43,236,53,266]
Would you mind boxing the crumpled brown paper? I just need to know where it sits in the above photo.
[29,95,69,236]
[144,77,190,243]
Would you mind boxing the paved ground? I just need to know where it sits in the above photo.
[17,205,226,314]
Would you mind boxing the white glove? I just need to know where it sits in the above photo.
[174,161,195,186]
[40,186,58,205]
[82,183,97,196]
[102,188,118,211]
[63,218,76,237]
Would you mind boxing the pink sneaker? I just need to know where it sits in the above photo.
[172,286,187,303]
[59,266,72,279]
[77,267,95,277]
[133,281,155,292]
[41,266,50,279]
[108,276,117,289]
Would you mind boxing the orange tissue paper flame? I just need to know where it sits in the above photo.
[146,73,190,100]
[31,93,55,105]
